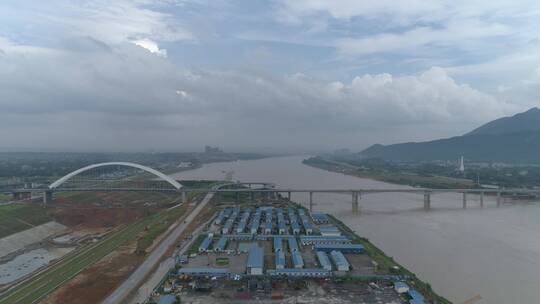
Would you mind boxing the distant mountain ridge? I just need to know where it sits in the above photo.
[361,107,540,163]
[466,107,540,136]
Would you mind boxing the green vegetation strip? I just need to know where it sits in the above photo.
[0,214,160,304]
[0,193,10,203]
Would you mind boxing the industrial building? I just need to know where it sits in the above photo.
[263,221,272,234]
[247,245,264,275]
[287,237,299,252]
[330,250,350,271]
[299,235,350,245]
[178,268,230,277]
[198,235,213,252]
[311,212,330,224]
[316,251,332,271]
[275,251,285,269]
[267,268,331,277]
[214,236,228,252]
[292,251,304,268]
[319,225,342,237]
[299,214,314,234]
[273,237,283,252]
[291,221,301,234]
[314,244,364,254]
[249,211,261,234]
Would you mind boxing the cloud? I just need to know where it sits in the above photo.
[336,20,508,56]
[0,36,521,151]
[133,38,168,57]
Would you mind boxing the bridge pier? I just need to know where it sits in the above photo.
[352,192,360,215]
[43,191,53,204]
[496,191,502,206]
[462,192,467,209]
[480,192,484,208]
[181,191,187,203]
[423,191,431,210]
[287,191,291,201]
[309,191,313,212]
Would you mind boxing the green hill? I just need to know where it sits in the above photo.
[361,108,540,163]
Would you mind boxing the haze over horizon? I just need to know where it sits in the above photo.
[1,1,540,152]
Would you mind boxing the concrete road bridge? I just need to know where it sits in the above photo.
[5,161,540,213]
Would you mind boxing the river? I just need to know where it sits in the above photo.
[171,155,540,304]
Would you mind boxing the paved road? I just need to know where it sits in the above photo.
[127,217,209,304]
[102,190,215,304]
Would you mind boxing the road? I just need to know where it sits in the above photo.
[102,190,216,304]
[127,216,210,304]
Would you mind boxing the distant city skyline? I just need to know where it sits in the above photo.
[1,1,539,152]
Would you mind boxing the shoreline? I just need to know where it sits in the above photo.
[303,157,474,189]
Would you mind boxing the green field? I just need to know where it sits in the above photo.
[136,205,186,253]
[0,193,10,203]
[0,204,51,238]
[0,206,183,304]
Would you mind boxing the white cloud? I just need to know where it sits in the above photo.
[0,36,522,151]
[133,38,167,57]
[336,20,508,56]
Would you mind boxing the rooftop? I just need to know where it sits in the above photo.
[247,245,264,268]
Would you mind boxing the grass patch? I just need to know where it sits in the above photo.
[0,203,51,238]
[0,193,10,203]
[136,205,187,253]
[216,257,229,266]
[187,234,206,255]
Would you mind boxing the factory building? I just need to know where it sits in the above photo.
[291,221,301,234]
[330,250,350,271]
[299,235,350,245]
[214,209,228,225]
[214,236,228,252]
[178,268,230,277]
[247,245,264,275]
[249,212,261,234]
[277,221,287,234]
[292,251,304,268]
[408,289,426,304]
[275,251,285,269]
[288,237,299,252]
[314,244,364,254]
[264,221,272,234]
[198,235,213,252]
[299,214,314,234]
[316,251,332,271]
[311,212,330,224]
[267,268,331,277]
[222,218,234,235]
[273,237,283,252]
[319,225,341,237]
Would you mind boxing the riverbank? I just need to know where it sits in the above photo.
[303,157,474,189]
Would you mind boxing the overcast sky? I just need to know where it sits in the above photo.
[0,0,539,153]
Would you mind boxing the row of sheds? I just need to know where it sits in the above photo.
[316,250,350,271]
[218,206,317,236]
[198,234,229,252]
[394,282,426,304]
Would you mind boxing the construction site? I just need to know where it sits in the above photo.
[152,202,433,304]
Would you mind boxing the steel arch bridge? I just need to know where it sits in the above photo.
[48,161,183,190]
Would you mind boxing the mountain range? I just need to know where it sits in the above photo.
[361,107,540,163]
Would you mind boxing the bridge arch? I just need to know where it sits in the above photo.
[48,162,182,190]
